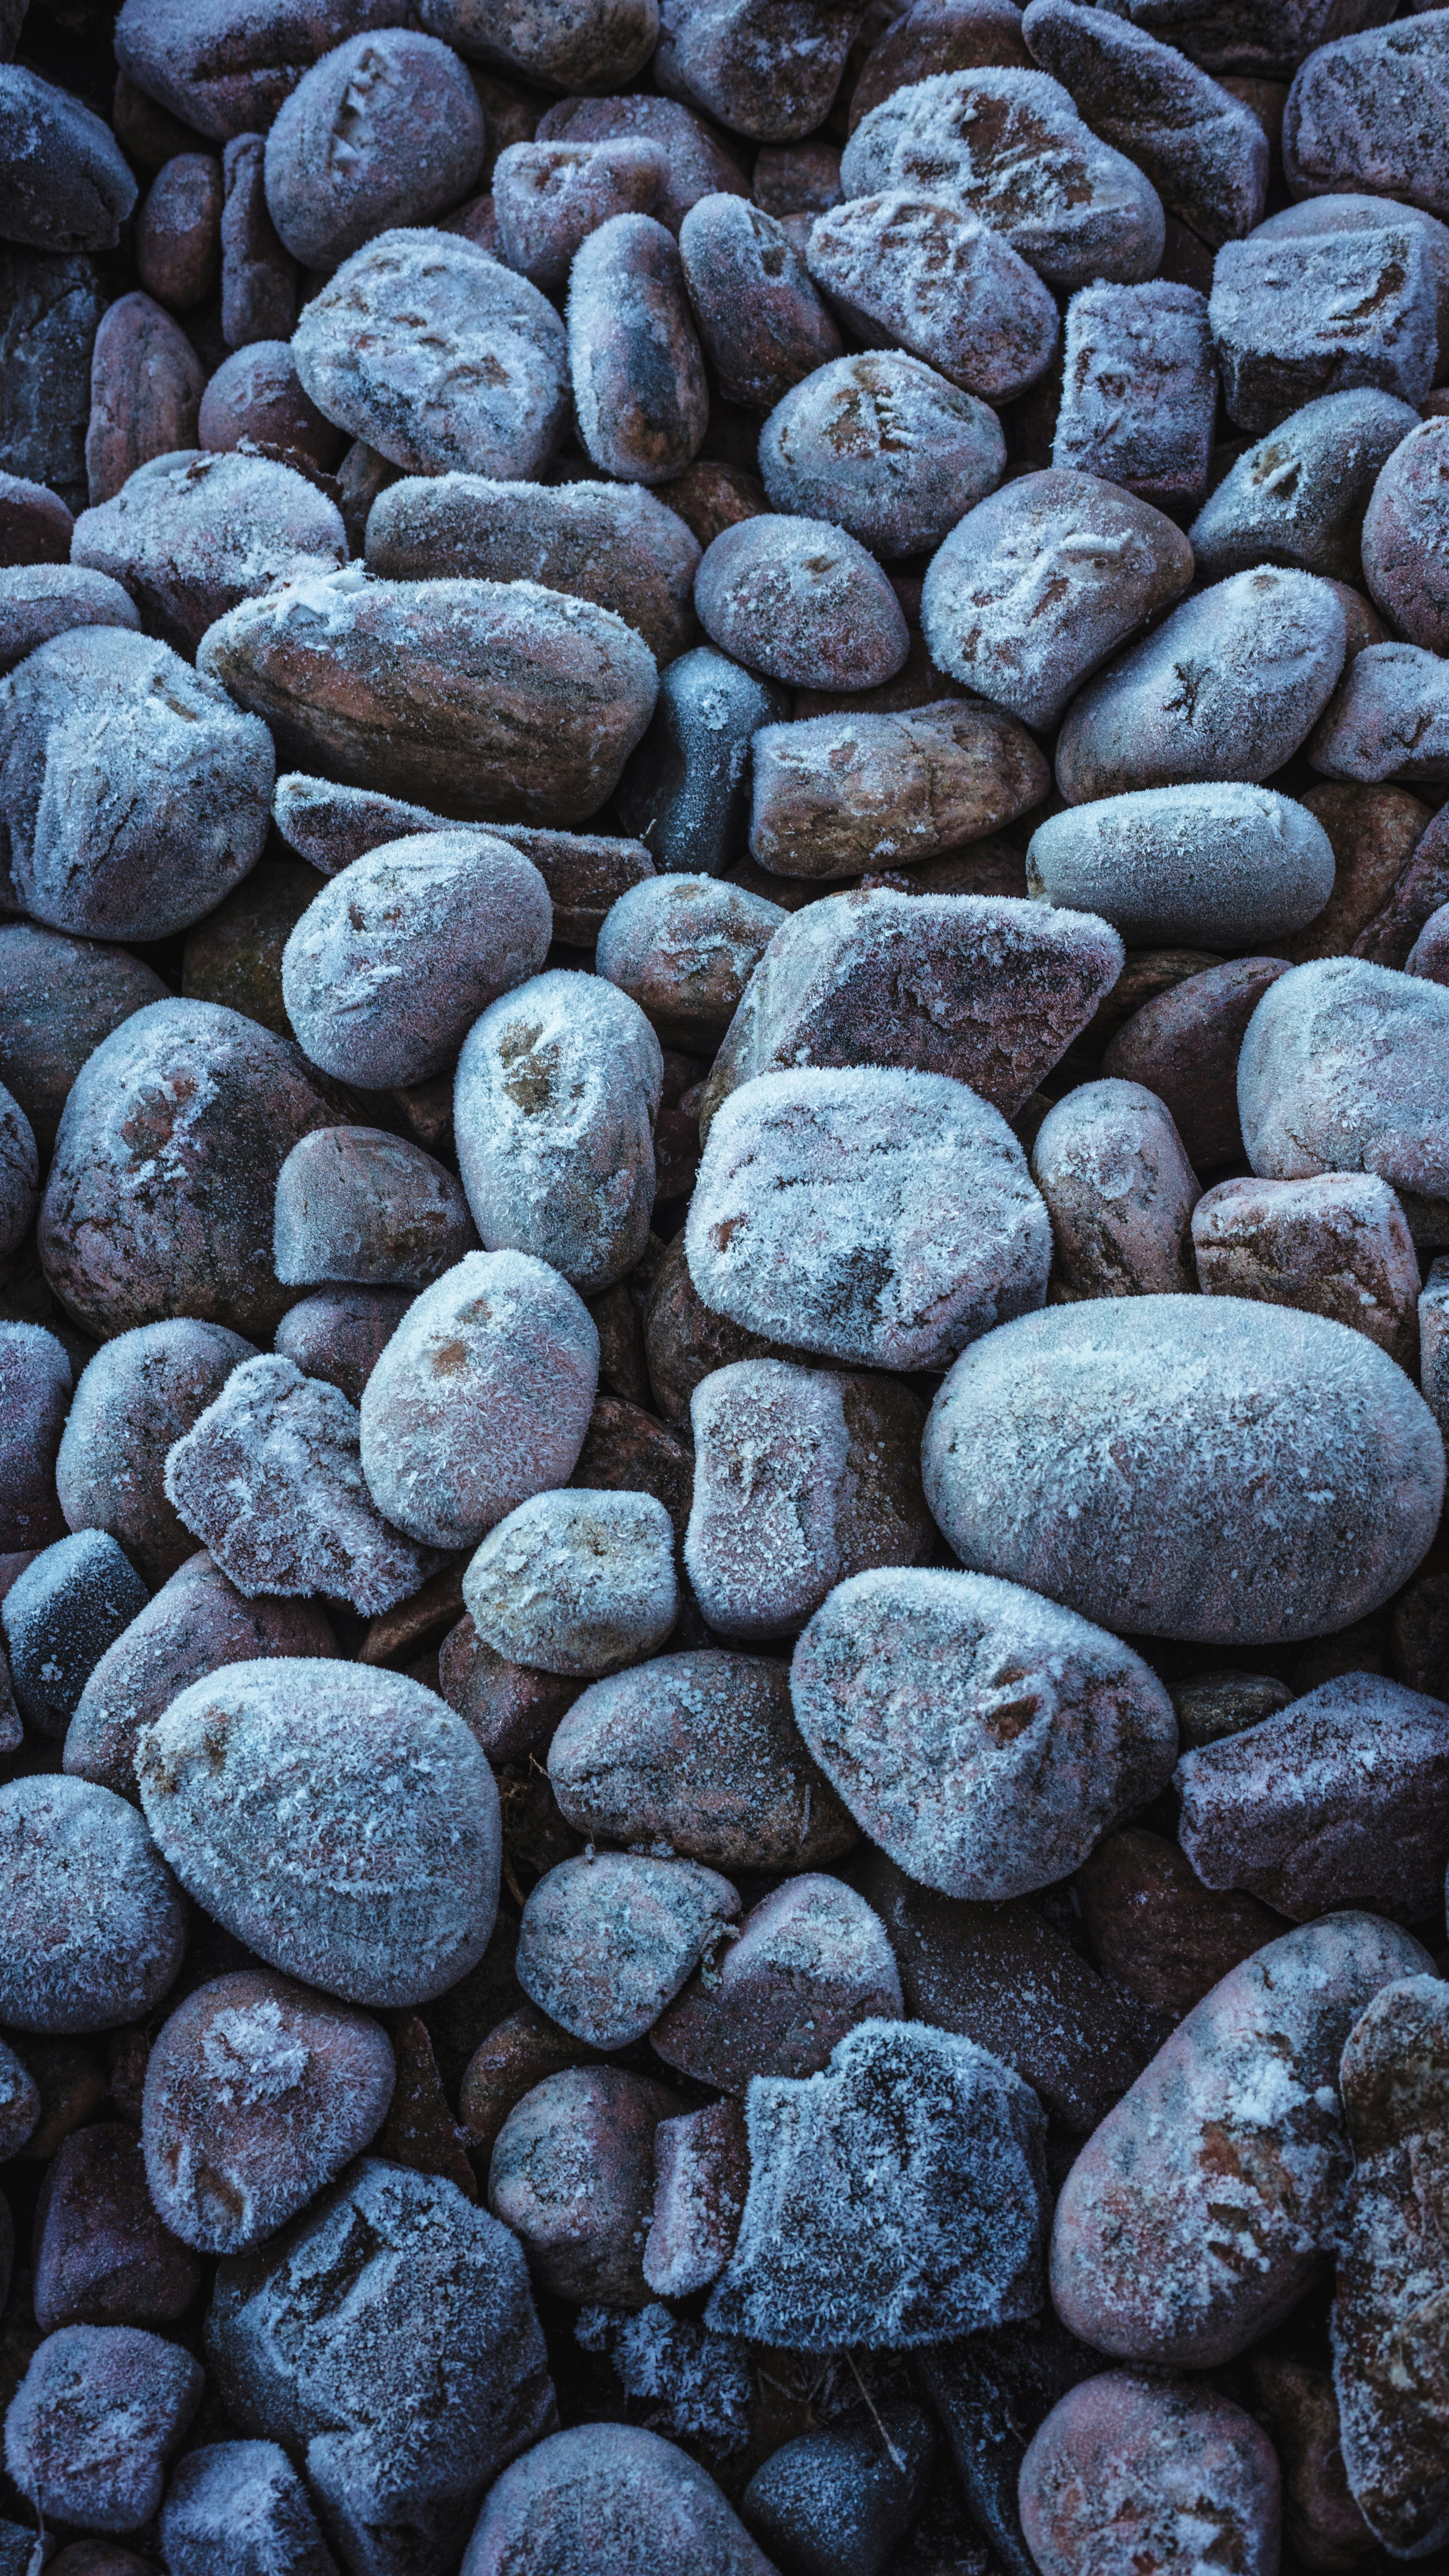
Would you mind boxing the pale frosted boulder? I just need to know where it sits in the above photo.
[462,1488,676,1677]
[922,1295,1444,1643]
[1308,640,1449,788]
[1190,386,1423,583]
[1031,1079,1200,1299]
[1238,956,1449,1242]
[1028,784,1335,947]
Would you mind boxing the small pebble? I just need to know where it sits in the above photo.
[515,1850,738,2046]
[652,1872,904,2090]
[5,2324,202,2534]
[1031,1078,1200,1298]
[488,2066,682,2305]
[2,1530,149,1737]
[463,1487,678,1676]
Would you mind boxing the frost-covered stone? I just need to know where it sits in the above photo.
[161,2440,342,2576]
[164,1354,437,1617]
[1237,957,1449,1238]
[1049,281,1216,512]
[791,1567,1176,1901]
[2,1531,148,1738]
[0,1075,34,1256]
[806,190,1061,404]
[65,1551,333,1804]
[0,921,167,1162]
[136,1658,500,2006]
[595,875,784,1049]
[461,2424,773,2576]
[1282,11,1449,216]
[199,340,340,469]
[1190,387,1422,583]
[0,562,139,679]
[549,1647,856,1867]
[208,2159,554,2576]
[38,999,345,1343]
[685,1363,933,1643]
[1028,783,1335,946]
[0,65,136,255]
[922,1295,1445,1643]
[748,708,1048,882]
[71,449,345,655]
[1050,1913,1432,2366]
[695,512,909,692]
[1254,191,1449,371]
[652,1874,905,2091]
[1308,639,1449,787]
[359,1251,599,1551]
[1055,569,1347,803]
[143,1968,395,2255]
[920,468,1193,730]
[488,2066,682,2306]
[615,643,788,879]
[1031,1079,1200,1298]
[33,2120,202,2333]
[56,1319,255,1586]
[1361,414,1449,652]
[274,1128,475,1290]
[493,137,669,289]
[1332,1975,1449,2557]
[454,971,662,1295]
[686,1067,1052,1370]
[0,1318,70,1549]
[655,0,863,143]
[759,350,1005,556]
[570,209,709,487]
[840,67,1165,289]
[0,626,273,942]
[1019,2372,1282,2576]
[1022,0,1267,245]
[263,29,484,270]
[679,193,843,412]
[5,2325,201,2533]
[463,1488,676,1677]
[1177,1674,1449,1923]
[644,2100,750,2298]
[1191,1171,1421,1362]
[1209,226,1437,435]
[292,228,568,479]
[534,92,748,235]
[0,1774,187,2034]
[706,2018,1047,2349]
[517,1852,739,2046]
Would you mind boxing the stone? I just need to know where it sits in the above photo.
[180,854,324,1038]
[1076,1827,1286,2021]
[161,2441,342,2576]
[1414,905,1449,983]
[208,2158,553,2576]
[56,1319,255,1585]
[0,470,73,565]
[2,1531,149,1738]
[5,2324,202,2533]
[0,924,166,1160]
[72,448,346,656]
[1050,1912,1431,2366]
[1049,280,1216,512]
[274,1130,475,1291]
[1285,781,1435,963]
[535,92,749,234]
[136,1657,500,2006]
[0,1078,34,1257]
[0,246,105,513]
[567,1393,694,1539]
[652,1873,903,2091]
[655,0,866,143]
[1362,413,1449,650]
[359,1250,598,1552]
[1209,226,1437,436]
[1019,2372,1281,2576]
[367,474,700,668]
[706,2018,1048,2349]
[1332,1974,1449,2556]
[421,0,658,92]
[65,1549,333,1804]
[487,2066,682,2305]
[1282,11,1449,215]
[292,229,567,480]
[0,627,274,942]
[641,1228,812,1424]
[33,2123,201,2331]
[748,707,1048,883]
[463,1488,677,1677]
[652,456,769,547]
[0,1320,69,1549]
[679,194,842,412]
[0,1771,187,2035]
[595,875,784,1049]
[695,512,910,691]
[1054,569,1347,804]
[741,2406,937,2576]
[0,66,136,255]
[1030,1078,1200,1297]
[460,2424,774,2576]
[569,213,708,485]
[849,0,1033,130]
[113,0,415,142]
[1308,639,1449,787]
[164,1354,437,1617]
[922,1294,1445,1643]
[1238,956,1449,1239]
[1247,2354,1377,2574]
[263,30,484,269]
[493,137,666,288]
[273,1290,413,1406]
[458,2004,599,2158]
[1100,956,1292,1170]
[0,563,139,678]
[614,644,789,879]
[142,1967,394,2255]
[276,790,649,948]
[0,2041,37,2159]
[1191,1171,1421,1362]
[791,1565,1176,1901]
[920,468,1193,730]
[806,190,1061,406]
[136,151,222,308]
[454,970,662,1295]
[220,132,298,348]
[200,572,658,829]
[1191,387,1420,581]
[85,290,205,508]
[840,65,1165,289]
[1171,1669,1294,1749]
[1022,0,1268,245]
[198,340,342,471]
[516,1851,738,2046]
[684,1362,932,1641]
[759,349,1005,557]
[643,2098,749,2299]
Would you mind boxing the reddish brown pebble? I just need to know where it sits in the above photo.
[492,137,669,288]
[136,152,223,310]
[644,2097,749,2297]
[1100,955,1292,1170]
[488,2065,682,2304]
[848,0,1032,131]
[1019,2371,1281,2576]
[652,1873,903,2092]
[219,133,297,349]
[1192,1172,1420,1362]
[33,2123,201,2330]
[84,292,205,508]
[272,1288,413,1407]
[458,2003,600,2158]
[569,213,709,484]
[438,1615,583,1765]
[1076,1827,1286,2021]
[56,1319,255,1585]
[679,193,842,411]
[262,29,485,270]
[696,512,910,690]
[0,470,73,565]
[1248,2354,1376,2574]
[198,340,343,471]
[536,91,749,234]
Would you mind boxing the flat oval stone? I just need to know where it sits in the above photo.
[1190,387,1421,583]
[71,449,345,656]
[1021,0,1268,247]
[1238,957,1449,1233]
[136,1657,501,2006]
[1361,415,1449,652]
[462,1488,677,1677]
[0,563,139,677]
[791,1567,1177,1901]
[0,1775,188,2035]
[1028,784,1336,946]
[804,190,1061,405]
[55,1318,256,1586]
[922,1294,1444,1643]
[262,29,485,269]
[1031,1077,1199,1298]
[760,351,1006,558]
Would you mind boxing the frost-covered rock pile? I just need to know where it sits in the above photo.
[3,0,1449,2568]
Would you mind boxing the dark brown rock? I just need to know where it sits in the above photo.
[0,248,106,514]
[1022,0,1268,246]
[748,703,1047,883]
[1248,2354,1377,2573]
[0,926,167,1161]
[679,193,842,411]
[652,1873,901,2090]
[219,133,297,350]
[488,2064,682,2304]
[33,2123,201,2331]
[760,349,1005,559]
[115,0,414,141]
[6,2321,202,2532]
[653,456,767,547]
[656,0,864,143]
[1192,1171,1421,1363]
[0,471,72,568]
[644,2096,748,2297]
[198,340,343,471]
[1100,954,1293,1168]
[458,2004,601,2159]
[1076,1827,1286,2023]
[73,448,346,657]
[181,853,321,1037]
[421,0,659,96]
[272,1287,412,1406]
[84,292,205,509]
[0,1321,70,1549]
[56,1321,256,1586]
[569,213,709,485]
[492,136,668,289]
[0,564,140,678]
[136,152,223,310]
[567,1394,694,1540]
[438,1614,583,1765]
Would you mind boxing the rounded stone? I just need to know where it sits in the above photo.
[1028,784,1336,948]
[596,874,785,1048]
[1237,956,1449,1235]
[0,564,140,678]
[695,513,911,691]
[263,30,485,270]
[3,1532,150,1739]
[0,1775,188,2035]
[568,213,709,485]
[461,2424,775,2576]
[462,1487,677,1677]
[516,1851,738,2047]
[760,351,1005,558]
[677,193,842,412]
[1020,2371,1282,2576]
[487,2067,683,2306]
[55,1321,257,1586]
[0,924,167,1160]
[71,449,346,658]
[0,1321,72,1550]
[197,342,344,473]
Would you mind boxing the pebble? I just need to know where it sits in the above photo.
[806,190,1062,406]
[1031,1078,1200,1298]
[136,151,222,310]
[84,290,205,507]
[652,1871,904,2090]
[1361,413,1449,650]
[1050,279,1216,514]
[460,2424,774,2576]
[1050,1913,1431,2366]
[65,1548,333,1803]
[113,0,415,143]
[33,2121,201,2330]
[749,705,1048,882]
[208,2157,554,2576]
[1075,1826,1286,2020]
[1292,779,1443,966]
[0,1321,71,1549]
[657,0,861,143]
[1282,11,1449,214]
[0,471,74,566]
[198,340,343,470]
[515,1850,738,2044]
[743,2406,937,2576]
[1022,0,1268,246]
[0,1076,35,1256]
[276,1288,414,1404]
[55,1319,255,1583]
[1238,956,1449,1236]
[136,1657,500,2005]
[0,246,106,516]
[72,447,346,655]
[596,874,784,1047]
[488,2065,682,2304]
[644,2097,749,2297]
[0,562,139,676]
[569,213,708,485]
[492,137,668,288]
[1099,955,1295,1170]
[1209,225,1438,436]
[922,1295,1445,1643]
[5,2324,202,2533]
[1308,636,1449,787]
[695,512,911,691]
[679,193,843,411]
[615,643,790,878]
[1019,2371,1282,2576]
[0,922,167,1159]
[760,349,1004,556]
[1191,1170,1421,1360]
[2,1530,149,1737]
[535,92,749,233]
[463,1487,678,1676]
[220,131,298,348]
[1031,783,1334,947]
[1190,387,1421,582]
[921,468,1193,729]
[161,2441,343,2576]
[142,1967,394,2254]
[263,30,485,269]
[0,65,137,256]
[706,2017,1048,2349]
[273,1127,476,1288]
[0,1774,188,2035]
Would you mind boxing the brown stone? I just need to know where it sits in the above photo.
[1287,783,1434,962]
[1100,954,1293,1170]
[487,2065,682,2305]
[1032,1079,1199,1299]
[180,854,319,1036]
[1192,1172,1421,1364]
[374,2012,476,2200]
[652,458,768,548]
[219,134,297,348]
[84,292,204,508]
[569,213,709,484]
[33,2123,201,2331]
[135,152,223,310]
[1076,1828,1287,2023]
[651,1873,902,2090]
[849,0,1031,130]
[678,192,842,411]
[458,2004,601,2159]
[642,1230,815,1425]
[748,700,1048,883]
[1247,2355,1377,2573]
[567,1394,694,1542]
[643,2097,748,2297]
